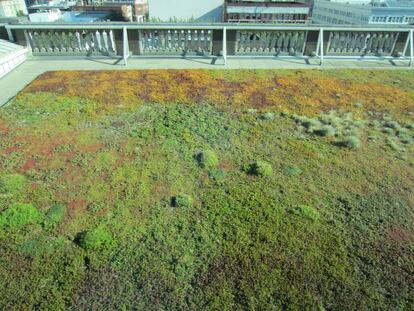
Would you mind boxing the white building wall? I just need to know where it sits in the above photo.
[312,0,414,25]
[148,0,223,22]
[312,0,371,24]
[0,40,28,80]
[0,0,28,17]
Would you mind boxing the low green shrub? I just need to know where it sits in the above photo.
[0,174,26,194]
[0,203,41,229]
[249,161,273,177]
[382,127,394,135]
[314,125,336,137]
[44,204,67,228]
[261,112,275,121]
[384,120,400,129]
[289,205,320,221]
[339,136,361,149]
[198,150,219,169]
[282,165,303,176]
[386,137,402,151]
[172,194,193,208]
[302,118,321,130]
[246,108,257,114]
[209,168,226,182]
[19,235,66,257]
[78,226,113,250]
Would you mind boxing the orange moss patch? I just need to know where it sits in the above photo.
[23,70,414,117]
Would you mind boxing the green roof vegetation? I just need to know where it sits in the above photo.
[0,69,413,310]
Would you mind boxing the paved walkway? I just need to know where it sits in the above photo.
[0,56,412,106]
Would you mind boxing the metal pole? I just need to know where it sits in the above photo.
[123,26,129,66]
[223,26,227,65]
[410,29,413,67]
[319,27,324,66]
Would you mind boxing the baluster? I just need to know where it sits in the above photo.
[164,30,170,53]
[295,32,305,53]
[60,32,68,53]
[179,30,185,52]
[55,31,63,52]
[365,33,373,53]
[74,31,80,52]
[331,32,340,53]
[207,30,212,53]
[282,32,289,53]
[175,30,181,52]
[276,32,283,53]
[239,32,245,53]
[67,32,75,53]
[290,32,299,54]
[200,30,205,52]
[150,31,156,53]
[338,32,346,53]
[384,33,395,53]
[41,31,48,52]
[371,33,379,54]
[32,31,41,53]
[108,30,116,53]
[355,33,365,53]
[102,30,108,53]
[378,33,386,54]
[194,30,200,53]
[141,30,148,53]
[28,31,38,52]
[342,32,349,53]
[95,30,102,52]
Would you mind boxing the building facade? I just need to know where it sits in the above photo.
[0,0,28,17]
[77,0,148,21]
[224,0,311,23]
[312,0,414,25]
[148,0,223,22]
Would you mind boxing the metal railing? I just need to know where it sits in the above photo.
[3,22,414,66]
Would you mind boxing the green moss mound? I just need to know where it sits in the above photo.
[172,194,193,208]
[44,204,67,228]
[0,174,26,194]
[78,226,113,250]
[249,161,273,177]
[340,136,362,149]
[0,203,41,229]
[198,150,219,169]
[289,205,320,221]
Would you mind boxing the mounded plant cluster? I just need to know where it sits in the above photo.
[292,111,365,149]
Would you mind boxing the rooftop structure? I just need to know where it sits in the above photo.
[28,8,109,21]
[0,38,28,79]
[147,0,223,22]
[224,0,311,23]
[75,0,148,21]
[312,0,414,25]
[0,0,28,17]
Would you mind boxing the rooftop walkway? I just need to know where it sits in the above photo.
[0,56,412,106]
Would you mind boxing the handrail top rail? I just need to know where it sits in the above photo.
[4,22,414,32]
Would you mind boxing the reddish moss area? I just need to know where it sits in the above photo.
[23,69,414,117]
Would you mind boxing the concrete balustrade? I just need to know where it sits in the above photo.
[2,23,414,66]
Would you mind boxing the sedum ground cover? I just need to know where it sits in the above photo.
[0,69,413,310]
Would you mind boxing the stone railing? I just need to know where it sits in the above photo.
[3,23,414,66]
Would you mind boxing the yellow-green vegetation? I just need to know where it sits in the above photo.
[0,69,413,310]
